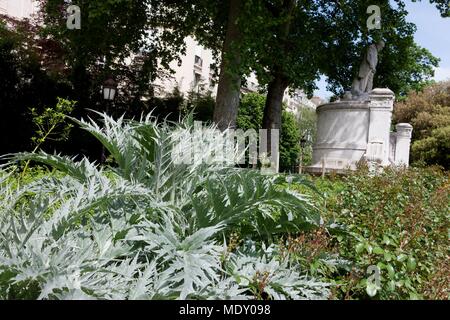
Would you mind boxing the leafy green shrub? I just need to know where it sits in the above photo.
[297,107,317,167]
[0,113,328,300]
[237,93,301,172]
[30,98,75,148]
[394,81,450,169]
[236,93,265,130]
[0,17,72,156]
[411,126,450,168]
[183,90,216,123]
[280,112,301,172]
[144,89,185,122]
[320,167,449,300]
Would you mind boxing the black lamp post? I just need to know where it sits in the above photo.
[101,77,117,162]
[299,132,310,174]
[102,77,117,102]
[102,76,117,117]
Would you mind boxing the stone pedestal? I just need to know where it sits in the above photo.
[307,100,370,173]
[394,123,413,166]
[305,88,412,174]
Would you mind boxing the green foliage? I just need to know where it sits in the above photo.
[312,167,449,300]
[0,16,72,156]
[394,81,450,168]
[236,93,265,130]
[225,242,330,300]
[320,0,439,97]
[30,98,75,147]
[38,0,169,120]
[19,98,75,178]
[297,108,317,166]
[40,0,150,66]
[149,0,444,133]
[237,93,301,171]
[377,43,439,97]
[412,126,450,168]
[141,89,185,122]
[280,112,301,172]
[183,90,216,123]
[0,113,328,300]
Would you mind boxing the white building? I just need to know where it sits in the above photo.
[156,36,319,118]
[154,37,217,96]
[0,0,38,19]
[154,37,262,98]
[284,89,318,119]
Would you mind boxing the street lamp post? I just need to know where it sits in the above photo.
[103,77,117,102]
[101,77,117,162]
[299,136,307,174]
[299,131,311,174]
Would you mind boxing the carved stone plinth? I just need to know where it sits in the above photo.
[305,88,413,175]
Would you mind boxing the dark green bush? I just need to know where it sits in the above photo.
[183,90,216,123]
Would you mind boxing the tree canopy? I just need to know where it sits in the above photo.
[2,0,447,152]
[155,0,444,130]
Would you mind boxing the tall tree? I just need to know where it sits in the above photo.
[38,0,163,110]
[256,0,325,132]
[393,80,450,168]
[151,0,263,130]
[321,0,441,98]
[0,14,73,155]
[38,0,445,131]
[255,0,442,132]
[213,0,243,130]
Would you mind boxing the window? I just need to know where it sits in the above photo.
[194,55,203,67]
[194,72,202,87]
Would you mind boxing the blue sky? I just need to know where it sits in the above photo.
[314,0,450,99]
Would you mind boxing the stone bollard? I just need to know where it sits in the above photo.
[394,123,413,166]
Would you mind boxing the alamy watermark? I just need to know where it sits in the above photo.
[171,122,280,174]
[66,4,381,31]
[66,5,81,30]
[366,265,381,297]
[367,5,382,30]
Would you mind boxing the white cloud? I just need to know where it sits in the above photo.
[434,67,450,82]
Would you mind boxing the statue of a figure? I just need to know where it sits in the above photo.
[351,41,385,98]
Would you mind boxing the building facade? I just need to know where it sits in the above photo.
[0,0,38,19]
[154,37,217,96]
[156,36,320,116]
[284,89,318,118]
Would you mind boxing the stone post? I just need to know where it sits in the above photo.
[368,88,395,165]
[395,123,413,166]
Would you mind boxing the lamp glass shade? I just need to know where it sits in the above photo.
[103,87,116,100]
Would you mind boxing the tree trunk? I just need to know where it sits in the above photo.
[262,74,289,173]
[262,74,289,130]
[262,0,295,128]
[213,0,242,131]
[261,0,296,161]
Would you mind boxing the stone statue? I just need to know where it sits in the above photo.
[351,41,385,98]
